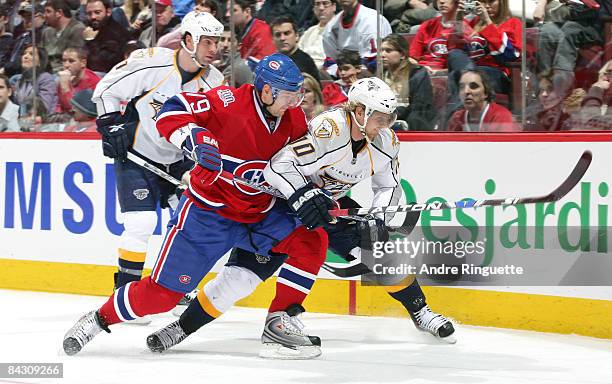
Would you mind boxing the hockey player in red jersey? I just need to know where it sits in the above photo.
[62,53,333,358]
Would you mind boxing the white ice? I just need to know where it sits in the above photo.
[2,289,612,384]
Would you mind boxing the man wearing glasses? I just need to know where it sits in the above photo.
[298,0,337,69]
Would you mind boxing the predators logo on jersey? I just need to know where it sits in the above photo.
[149,99,164,121]
[313,118,339,139]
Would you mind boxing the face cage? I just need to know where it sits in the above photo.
[271,87,305,108]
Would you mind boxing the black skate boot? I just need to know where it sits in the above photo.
[410,304,456,343]
[63,310,111,355]
[146,320,188,352]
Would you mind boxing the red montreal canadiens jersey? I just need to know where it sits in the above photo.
[157,84,308,223]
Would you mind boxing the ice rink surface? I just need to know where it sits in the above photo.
[2,289,612,384]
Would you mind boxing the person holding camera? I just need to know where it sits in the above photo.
[443,0,522,123]
[83,0,131,74]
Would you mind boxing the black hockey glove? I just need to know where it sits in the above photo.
[96,112,134,160]
[288,183,335,230]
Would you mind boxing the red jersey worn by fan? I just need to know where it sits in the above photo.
[240,19,276,60]
[157,84,308,222]
[447,101,519,131]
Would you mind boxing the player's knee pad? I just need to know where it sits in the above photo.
[120,211,158,251]
[203,266,262,313]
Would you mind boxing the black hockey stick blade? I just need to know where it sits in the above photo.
[329,150,593,217]
[321,261,372,278]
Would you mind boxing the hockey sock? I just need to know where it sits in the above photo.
[268,227,328,312]
[99,276,183,325]
[386,278,427,314]
[179,290,221,335]
[115,249,146,289]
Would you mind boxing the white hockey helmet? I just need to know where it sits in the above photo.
[180,11,223,68]
[348,77,398,137]
[180,11,223,44]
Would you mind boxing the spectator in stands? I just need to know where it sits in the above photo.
[271,16,321,84]
[3,3,45,77]
[64,89,98,132]
[384,0,438,33]
[0,74,20,132]
[0,6,14,67]
[570,60,612,130]
[213,24,253,86]
[322,0,392,72]
[536,0,609,98]
[381,33,437,130]
[525,70,569,131]
[440,0,522,122]
[126,0,151,35]
[56,47,100,115]
[157,0,220,49]
[408,0,459,75]
[41,0,86,73]
[258,0,316,32]
[298,0,337,70]
[83,0,130,74]
[231,0,275,60]
[13,45,58,118]
[321,49,360,105]
[301,73,326,120]
[447,69,518,131]
[138,0,180,47]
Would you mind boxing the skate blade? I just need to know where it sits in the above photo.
[121,315,152,326]
[438,334,457,344]
[172,305,187,317]
[259,343,322,360]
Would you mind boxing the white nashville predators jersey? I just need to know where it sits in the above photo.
[264,107,402,218]
[92,47,224,165]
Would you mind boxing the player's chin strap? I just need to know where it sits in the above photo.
[349,109,372,143]
[181,40,207,69]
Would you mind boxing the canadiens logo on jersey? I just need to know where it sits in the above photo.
[314,118,339,139]
[466,36,488,59]
[232,160,270,196]
[179,274,191,284]
[428,38,449,58]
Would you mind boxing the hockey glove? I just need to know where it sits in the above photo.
[96,112,133,160]
[288,183,335,230]
[182,127,222,186]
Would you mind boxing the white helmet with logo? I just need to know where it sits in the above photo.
[348,77,398,138]
[180,11,223,67]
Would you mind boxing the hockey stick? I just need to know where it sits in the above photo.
[323,150,593,278]
[126,152,286,199]
[329,150,593,217]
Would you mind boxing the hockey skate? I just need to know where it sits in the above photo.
[63,310,110,355]
[146,320,188,352]
[259,304,321,360]
[410,305,456,344]
[171,289,198,317]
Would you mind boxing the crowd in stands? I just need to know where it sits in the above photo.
[0,0,610,132]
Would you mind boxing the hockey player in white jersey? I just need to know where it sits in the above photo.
[146,77,455,359]
[93,11,224,310]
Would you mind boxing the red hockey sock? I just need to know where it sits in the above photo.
[99,276,184,326]
[269,227,328,312]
